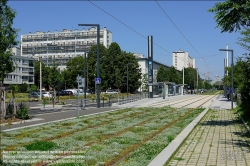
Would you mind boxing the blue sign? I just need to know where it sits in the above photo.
[95,78,101,84]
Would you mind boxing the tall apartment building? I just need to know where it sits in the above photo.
[21,27,112,70]
[213,75,220,83]
[172,50,195,71]
[4,46,34,85]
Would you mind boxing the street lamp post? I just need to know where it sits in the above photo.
[196,68,198,93]
[219,48,234,109]
[32,48,42,100]
[84,52,87,100]
[39,56,42,100]
[126,63,134,98]
[78,24,100,108]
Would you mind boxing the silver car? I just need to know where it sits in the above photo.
[28,92,41,101]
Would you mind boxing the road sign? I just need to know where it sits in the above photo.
[95,78,101,84]
[79,78,85,88]
[76,76,82,82]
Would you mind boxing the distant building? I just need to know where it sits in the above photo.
[21,27,112,71]
[4,46,34,85]
[134,53,172,91]
[172,50,195,71]
[213,75,220,83]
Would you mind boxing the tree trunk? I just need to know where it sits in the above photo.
[1,89,6,119]
[0,89,3,119]
[12,89,16,114]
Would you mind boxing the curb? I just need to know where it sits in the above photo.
[0,118,44,127]
[238,114,250,135]
[148,107,209,166]
[2,108,122,132]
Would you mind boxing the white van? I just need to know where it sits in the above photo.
[65,89,78,95]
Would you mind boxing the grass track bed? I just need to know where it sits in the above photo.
[1,107,205,165]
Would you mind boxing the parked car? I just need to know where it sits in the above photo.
[112,89,121,93]
[56,91,73,96]
[86,90,94,94]
[105,89,118,94]
[42,92,52,98]
[65,89,78,95]
[28,92,41,101]
[75,90,92,96]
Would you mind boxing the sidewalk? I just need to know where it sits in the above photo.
[149,95,250,166]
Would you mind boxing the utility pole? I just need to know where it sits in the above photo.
[39,57,42,100]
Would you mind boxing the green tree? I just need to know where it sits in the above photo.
[104,42,122,89]
[34,61,50,90]
[208,1,250,54]
[156,65,166,82]
[237,29,250,51]
[48,62,62,97]
[64,56,84,89]
[29,84,37,92]
[114,68,123,92]
[0,0,18,85]
[86,44,107,91]
[19,83,27,92]
[222,57,250,112]
[184,67,198,89]
[166,66,181,84]
[115,51,141,93]
[208,0,250,33]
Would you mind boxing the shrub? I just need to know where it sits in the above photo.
[6,103,14,115]
[29,84,37,92]
[16,102,29,119]
[25,141,58,151]
[19,83,28,93]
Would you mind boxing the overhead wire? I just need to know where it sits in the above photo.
[88,0,172,55]
[88,0,218,77]
[155,0,215,77]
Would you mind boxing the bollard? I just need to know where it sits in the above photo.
[52,96,55,108]
[108,95,111,107]
[103,96,105,107]
[82,99,86,110]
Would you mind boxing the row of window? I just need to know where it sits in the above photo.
[22,42,102,47]
[22,35,105,42]
[24,32,105,38]
[5,75,34,81]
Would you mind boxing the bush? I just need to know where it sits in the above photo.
[19,83,28,92]
[16,102,29,119]
[29,84,37,92]
[6,103,14,115]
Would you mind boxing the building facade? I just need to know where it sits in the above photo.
[172,50,195,71]
[135,53,171,91]
[21,27,112,70]
[4,46,35,85]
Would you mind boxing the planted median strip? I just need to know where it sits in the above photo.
[1,107,205,165]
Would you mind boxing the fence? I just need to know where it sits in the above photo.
[117,92,148,105]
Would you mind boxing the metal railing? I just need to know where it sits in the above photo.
[117,92,148,105]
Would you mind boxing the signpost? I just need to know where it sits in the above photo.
[76,75,82,116]
[95,78,101,85]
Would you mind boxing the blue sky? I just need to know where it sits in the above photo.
[9,1,246,81]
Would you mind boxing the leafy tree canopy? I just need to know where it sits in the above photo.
[0,0,18,85]
[208,0,250,33]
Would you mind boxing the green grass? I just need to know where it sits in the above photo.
[2,107,205,165]
[25,141,58,151]
[235,105,250,127]
[174,157,184,161]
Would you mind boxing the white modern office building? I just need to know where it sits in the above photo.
[172,50,195,71]
[3,46,35,85]
[21,27,112,71]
